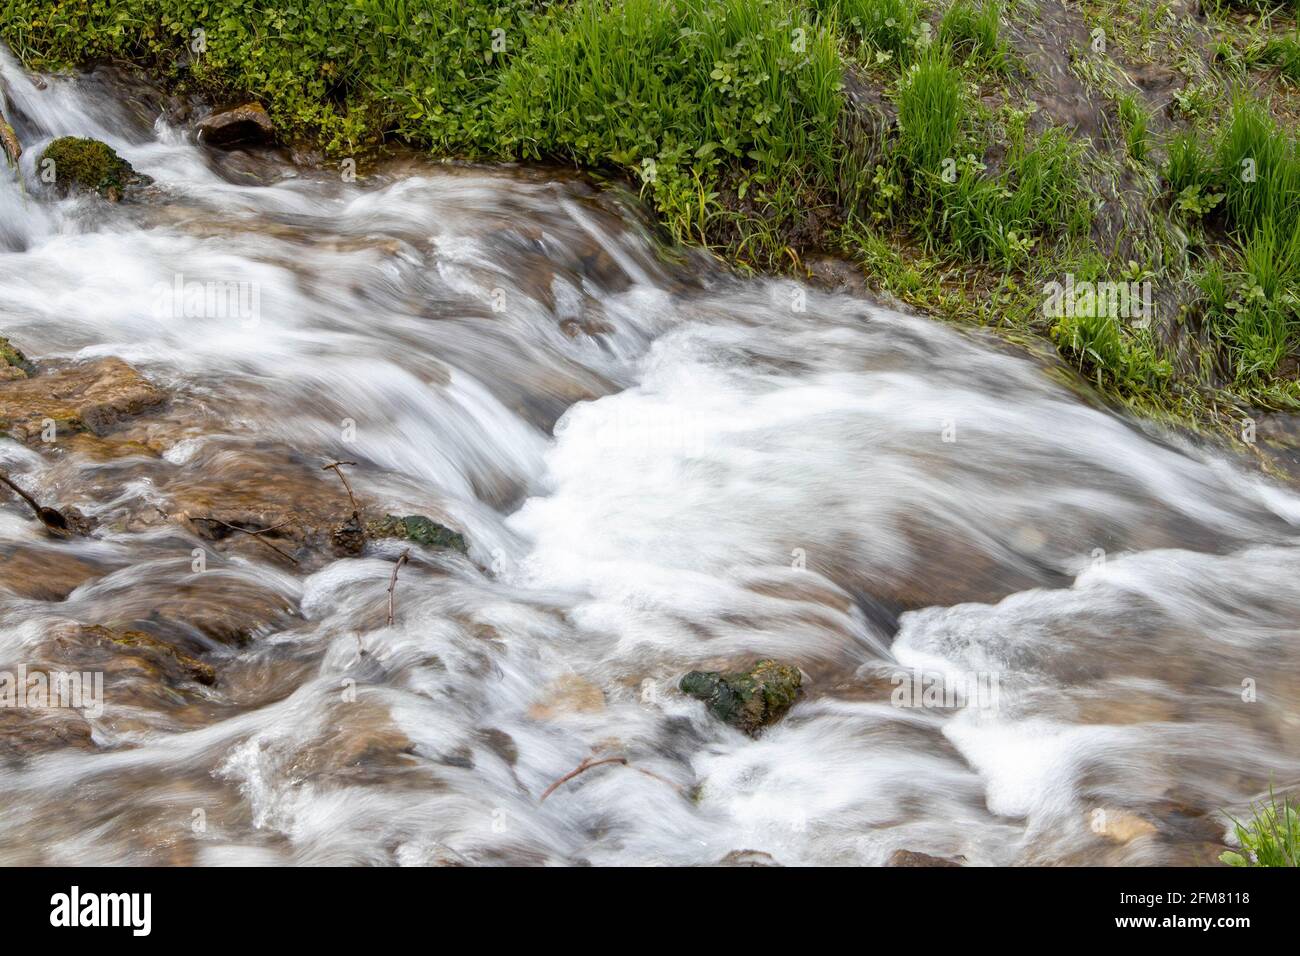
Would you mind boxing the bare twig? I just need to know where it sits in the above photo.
[0,468,43,516]
[191,515,299,564]
[322,460,361,515]
[539,753,685,802]
[540,756,628,802]
[0,467,74,536]
[386,548,410,627]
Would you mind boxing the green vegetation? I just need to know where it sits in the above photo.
[2,0,1300,446]
[938,0,1010,74]
[1116,91,1149,163]
[820,0,926,65]
[1167,98,1300,383]
[1221,790,1300,867]
[495,0,842,254]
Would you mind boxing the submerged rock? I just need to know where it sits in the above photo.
[69,624,216,687]
[366,514,468,553]
[1088,807,1157,844]
[195,103,275,148]
[528,675,605,721]
[680,659,802,735]
[39,137,149,200]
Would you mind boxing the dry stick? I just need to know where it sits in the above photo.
[322,460,361,515]
[192,515,299,564]
[386,548,410,628]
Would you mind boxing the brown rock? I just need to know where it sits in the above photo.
[54,624,216,686]
[195,103,276,148]
[0,357,165,442]
[0,545,108,600]
[716,849,781,867]
[887,849,964,867]
[528,675,605,721]
[1089,808,1157,844]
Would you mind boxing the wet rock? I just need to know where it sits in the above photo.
[887,849,964,867]
[159,444,351,564]
[366,514,468,554]
[195,103,276,149]
[475,727,519,766]
[73,569,299,647]
[0,336,32,380]
[680,659,803,735]
[1089,808,1158,844]
[0,708,94,759]
[528,675,605,721]
[329,512,366,556]
[804,254,869,296]
[0,545,108,600]
[59,624,215,687]
[0,356,165,442]
[285,701,419,786]
[716,849,781,867]
[38,137,150,200]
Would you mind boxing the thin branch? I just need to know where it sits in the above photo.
[386,548,410,627]
[191,515,299,564]
[540,756,628,802]
[0,467,73,536]
[322,460,361,515]
[0,468,44,516]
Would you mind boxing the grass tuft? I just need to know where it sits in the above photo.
[1221,789,1300,867]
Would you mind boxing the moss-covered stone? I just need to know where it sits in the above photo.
[39,136,149,199]
[680,659,802,735]
[0,336,32,379]
[365,514,468,553]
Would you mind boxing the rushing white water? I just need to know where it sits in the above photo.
[2,51,1299,866]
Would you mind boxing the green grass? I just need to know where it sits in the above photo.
[1116,91,1150,163]
[496,0,843,257]
[938,0,1011,74]
[1168,96,1300,382]
[895,44,966,178]
[817,0,926,66]
[1249,32,1300,84]
[1221,789,1300,867]
[889,46,1089,265]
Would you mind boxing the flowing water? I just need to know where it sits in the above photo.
[2,51,1299,866]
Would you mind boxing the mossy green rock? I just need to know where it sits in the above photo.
[365,514,468,554]
[0,336,32,377]
[39,136,148,199]
[680,659,802,735]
